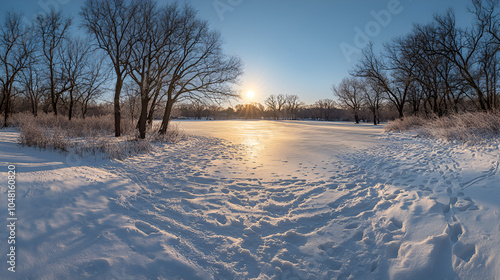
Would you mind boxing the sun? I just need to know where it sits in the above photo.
[246,90,255,100]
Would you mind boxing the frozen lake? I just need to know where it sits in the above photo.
[173,120,384,178]
[173,120,384,150]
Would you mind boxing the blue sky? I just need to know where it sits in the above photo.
[1,0,473,105]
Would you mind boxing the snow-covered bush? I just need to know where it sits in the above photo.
[13,112,114,137]
[14,113,185,159]
[385,112,500,143]
[148,123,187,144]
[384,115,429,132]
[18,117,71,151]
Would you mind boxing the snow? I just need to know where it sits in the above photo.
[0,120,499,279]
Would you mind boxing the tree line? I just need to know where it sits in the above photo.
[3,0,497,134]
[334,0,500,124]
[0,10,108,125]
[0,0,242,139]
[170,95,397,123]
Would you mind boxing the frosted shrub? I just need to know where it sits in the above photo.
[18,119,71,151]
[14,112,115,137]
[386,112,500,144]
[18,120,48,149]
[385,115,428,132]
[15,113,185,159]
[50,128,71,152]
[148,123,187,144]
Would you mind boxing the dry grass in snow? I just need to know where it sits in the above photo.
[14,113,186,159]
[385,112,500,144]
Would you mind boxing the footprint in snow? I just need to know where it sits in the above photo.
[210,213,227,225]
[135,221,159,235]
[445,222,463,242]
[453,242,476,263]
[344,222,359,230]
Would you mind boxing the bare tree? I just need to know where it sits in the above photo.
[127,1,182,139]
[332,77,365,124]
[411,24,451,116]
[471,0,500,44]
[276,94,287,119]
[427,10,489,111]
[81,0,140,136]
[473,1,500,111]
[0,12,36,127]
[265,95,279,120]
[314,99,337,121]
[364,80,383,125]
[264,94,288,120]
[35,10,72,116]
[207,104,222,120]
[285,94,302,120]
[20,57,43,116]
[81,52,109,118]
[191,100,207,120]
[59,38,91,120]
[352,43,407,118]
[383,34,419,118]
[478,38,500,109]
[158,5,242,135]
[348,4,499,117]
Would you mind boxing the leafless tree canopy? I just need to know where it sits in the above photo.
[35,10,72,117]
[0,12,36,127]
[81,0,140,136]
[350,2,500,118]
[80,0,242,138]
[156,4,243,135]
[333,77,365,124]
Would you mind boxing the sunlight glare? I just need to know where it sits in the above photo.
[246,90,255,100]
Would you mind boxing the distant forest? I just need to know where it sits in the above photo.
[161,95,399,124]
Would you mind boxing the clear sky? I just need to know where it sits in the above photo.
[1,0,473,105]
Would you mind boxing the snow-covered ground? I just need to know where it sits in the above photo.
[0,120,499,279]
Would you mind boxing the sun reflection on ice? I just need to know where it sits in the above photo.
[242,137,262,158]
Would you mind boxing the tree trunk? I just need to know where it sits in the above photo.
[3,90,9,128]
[147,101,156,126]
[82,100,87,119]
[68,90,74,121]
[138,97,149,139]
[354,110,360,124]
[114,77,123,137]
[32,97,38,117]
[147,89,161,126]
[50,69,58,115]
[0,90,5,113]
[475,87,488,111]
[159,99,174,135]
[398,106,404,119]
[51,87,58,116]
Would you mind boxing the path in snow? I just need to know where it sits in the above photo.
[0,121,499,279]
